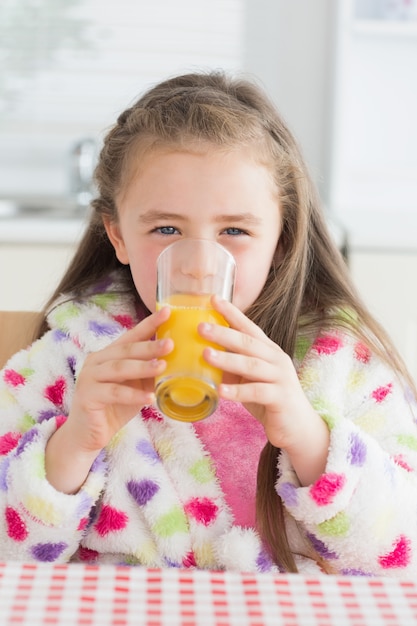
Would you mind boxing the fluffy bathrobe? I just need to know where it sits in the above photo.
[1,274,417,577]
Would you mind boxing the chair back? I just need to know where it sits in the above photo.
[0,311,42,369]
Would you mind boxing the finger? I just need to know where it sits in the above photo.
[219,381,277,406]
[89,334,173,368]
[204,346,279,383]
[114,306,171,346]
[92,354,167,384]
[211,296,271,342]
[82,380,156,409]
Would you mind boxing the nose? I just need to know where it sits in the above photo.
[157,238,235,301]
[179,240,218,280]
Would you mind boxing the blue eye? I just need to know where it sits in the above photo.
[224,227,245,236]
[155,226,179,235]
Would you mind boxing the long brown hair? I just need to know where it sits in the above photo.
[38,71,416,572]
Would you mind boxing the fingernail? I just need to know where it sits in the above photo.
[220,384,231,395]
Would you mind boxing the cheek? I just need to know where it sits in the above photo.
[128,251,159,312]
[232,259,271,312]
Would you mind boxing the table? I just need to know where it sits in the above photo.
[1,562,416,626]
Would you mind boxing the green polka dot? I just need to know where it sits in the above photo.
[19,413,36,432]
[318,511,350,537]
[91,293,118,309]
[334,307,358,326]
[54,303,81,327]
[189,458,215,484]
[124,555,141,566]
[152,507,188,537]
[311,397,338,430]
[33,451,46,480]
[294,336,312,362]
[397,434,417,451]
[19,368,34,379]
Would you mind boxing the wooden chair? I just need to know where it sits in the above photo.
[0,311,42,369]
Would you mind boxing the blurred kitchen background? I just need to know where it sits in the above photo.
[1,0,417,380]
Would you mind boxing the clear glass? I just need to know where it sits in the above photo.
[155,239,236,422]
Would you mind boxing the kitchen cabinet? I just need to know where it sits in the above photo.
[349,251,417,383]
[327,0,417,243]
[0,243,76,312]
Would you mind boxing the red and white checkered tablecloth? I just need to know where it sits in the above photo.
[1,562,417,625]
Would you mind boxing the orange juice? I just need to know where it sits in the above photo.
[155,293,228,421]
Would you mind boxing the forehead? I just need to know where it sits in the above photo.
[119,136,277,194]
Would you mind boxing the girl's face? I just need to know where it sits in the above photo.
[104,147,283,313]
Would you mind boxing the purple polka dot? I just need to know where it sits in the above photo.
[348,432,367,466]
[341,568,372,577]
[67,356,77,376]
[276,481,298,507]
[307,532,337,559]
[76,491,94,517]
[256,548,274,572]
[91,277,113,294]
[16,429,39,455]
[52,329,68,342]
[127,479,159,506]
[31,542,67,562]
[136,439,160,464]
[88,320,119,337]
[0,457,11,491]
[91,450,107,473]
[38,409,61,423]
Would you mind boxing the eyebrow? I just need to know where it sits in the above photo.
[139,210,262,225]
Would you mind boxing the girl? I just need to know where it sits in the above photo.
[1,71,417,576]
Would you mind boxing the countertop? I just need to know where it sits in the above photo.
[0,216,87,245]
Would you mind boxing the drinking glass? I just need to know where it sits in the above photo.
[155,238,236,421]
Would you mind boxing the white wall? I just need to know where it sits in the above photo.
[243,0,335,199]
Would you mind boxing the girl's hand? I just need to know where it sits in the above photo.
[200,297,330,486]
[45,307,172,493]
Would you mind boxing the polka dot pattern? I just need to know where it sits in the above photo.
[1,274,416,577]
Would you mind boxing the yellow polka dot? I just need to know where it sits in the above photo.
[347,369,366,392]
[300,367,320,390]
[108,429,126,450]
[372,508,395,541]
[0,388,17,407]
[134,540,158,566]
[356,409,386,434]
[23,496,63,525]
[194,542,216,568]
[155,437,174,460]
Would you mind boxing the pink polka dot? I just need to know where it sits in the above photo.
[312,335,343,355]
[113,314,135,329]
[5,507,28,541]
[0,432,22,455]
[78,546,99,562]
[309,473,346,506]
[4,369,25,387]
[372,383,393,403]
[44,377,66,406]
[55,415,67,429]
[354,342,371,364]
[393,455,414,472]
[182,551,197,567]
[94,505,128,537]
[141,406,163,422]
[378,535,411,569]
[77,517,89,531]
[184,497,219,526]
